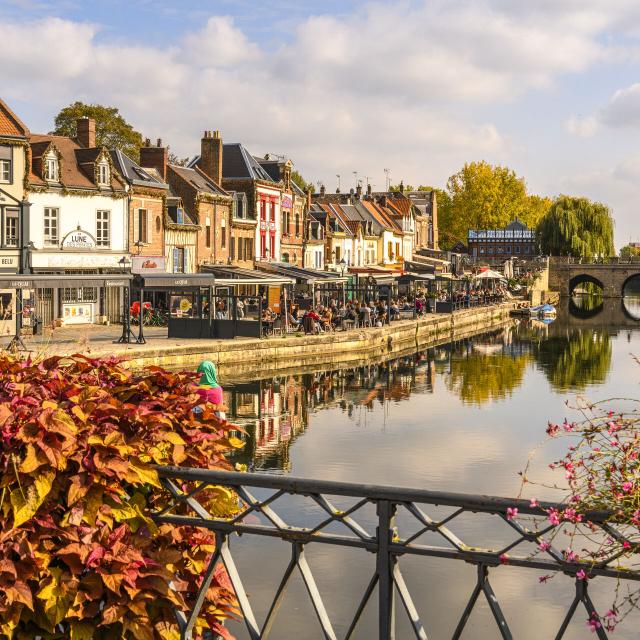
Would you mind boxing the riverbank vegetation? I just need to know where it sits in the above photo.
[0,354,240,639]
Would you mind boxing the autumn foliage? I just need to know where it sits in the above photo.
[0,354,241,639]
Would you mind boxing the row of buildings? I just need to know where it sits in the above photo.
[0,99,438,328]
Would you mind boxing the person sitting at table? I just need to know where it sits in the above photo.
[359,304,372,326]
[302,308,321,334]
[320,306,333,331]
[390,300,400,320]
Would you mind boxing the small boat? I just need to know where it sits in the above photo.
[529,303,556,318]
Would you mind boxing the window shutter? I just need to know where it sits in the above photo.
[147,209,153,244]
[184,247,190,273]
[172,248,179,273]
[133,209,139,243]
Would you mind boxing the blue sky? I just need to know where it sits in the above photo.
[2,0,640,247]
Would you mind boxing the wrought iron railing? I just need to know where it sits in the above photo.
[152,467,640,640]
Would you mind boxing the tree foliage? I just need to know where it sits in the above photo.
[437,161,549,249]
[536,195,615,258]
[620,244,640,259]
[0,355,241,639]
[52,102,144,161]
[291,170,311,192]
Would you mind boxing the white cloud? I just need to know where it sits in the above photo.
[0,2,639,205]
[565,115,599,137]
[600,83,640,128]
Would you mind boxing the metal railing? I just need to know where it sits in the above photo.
[152,468,640,640]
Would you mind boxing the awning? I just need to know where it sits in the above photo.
[133,273,217,288]
[0,273,133,288]
[200,264,295,285]
[397,272,435,283]
[260,262,348,284]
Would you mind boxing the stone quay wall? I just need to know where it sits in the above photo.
[118,303,516,377]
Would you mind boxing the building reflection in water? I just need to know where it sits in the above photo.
[224,305,635,472]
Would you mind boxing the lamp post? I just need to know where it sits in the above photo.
[116,256,136,344]
[339,258,347,305]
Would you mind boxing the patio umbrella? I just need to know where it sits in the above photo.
[473,269,506,280]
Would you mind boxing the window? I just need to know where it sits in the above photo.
[176,208,184,224]
[221,218,226,248]
[44,208,59,246]
[245,238,253,259]
[62,287,97,303]
[295,213,300,237]
[155,216,161,233]
[0,147,11,183]
[5,209,18,247]
[97,162,109,185]
[96,210,110,247]
[206,224,211,248]
[230,237,235,260]
[135,209,148,243]
[173,247,185,273]
[44,155,59,182]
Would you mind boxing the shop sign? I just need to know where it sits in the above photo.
[61,229,96,250]
[132,255,166,273]
[0,254,19,272]
[62,303,93,324]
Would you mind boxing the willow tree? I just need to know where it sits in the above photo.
[536,195,614,258]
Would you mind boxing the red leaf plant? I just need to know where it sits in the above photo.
[0,354,241,639]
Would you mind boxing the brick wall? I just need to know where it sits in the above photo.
[129,190,165,257]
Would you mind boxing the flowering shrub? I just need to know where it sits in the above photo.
[0,354,241,639]
[519,397,640,634]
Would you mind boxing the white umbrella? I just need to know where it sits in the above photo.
[473,269,505,280]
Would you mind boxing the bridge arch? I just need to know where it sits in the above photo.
[568,273,604,297]
[568,295,603,319]
[621,273,640,298]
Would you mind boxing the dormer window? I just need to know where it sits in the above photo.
[97,162,109,186]
[44,153,59,182]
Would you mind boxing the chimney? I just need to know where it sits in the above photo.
[139,138,168,181]
[320,184,326,196]
[306,186,312,210]
[200,129,223,185]
[76,117,95,148]
[367,183,372,197]
[399,180,404,194]
[356,183,362,199]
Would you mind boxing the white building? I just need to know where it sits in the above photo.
[26,118,129,325]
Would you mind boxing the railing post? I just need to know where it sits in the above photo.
[377,499,396,640]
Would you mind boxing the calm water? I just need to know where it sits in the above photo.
[218,298,640,639]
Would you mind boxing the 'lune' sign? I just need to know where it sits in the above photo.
[61,229,96,250]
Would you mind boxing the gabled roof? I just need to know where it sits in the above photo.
[360,200,401,233]
[506,218,528,231]
[169,164,229,196]
[0,99,29,138]
[190,144,277,182]
[28,133,125,191]
[110,149,169,190]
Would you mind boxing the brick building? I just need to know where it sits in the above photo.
[467,218,536,260]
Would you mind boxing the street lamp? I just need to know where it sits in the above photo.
[339,258,347,304]
[117,256,135,344]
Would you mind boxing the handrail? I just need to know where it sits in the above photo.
[152,467,635,640]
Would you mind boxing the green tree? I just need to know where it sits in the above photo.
[51,101,144,160]
[443,161,534,246]
[536,195,615,258]
[620,244,640,259]
[291,170,311,192]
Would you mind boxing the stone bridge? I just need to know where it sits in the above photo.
[553,298,640,330]
[549,258,640,297]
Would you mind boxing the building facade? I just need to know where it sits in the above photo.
[467,218,536,260]
[26,118,129,325]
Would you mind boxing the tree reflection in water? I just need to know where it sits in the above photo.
[535,330,611,391]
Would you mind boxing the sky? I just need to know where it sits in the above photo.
[1,0,640,247]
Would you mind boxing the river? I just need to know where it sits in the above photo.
[217,298,640,639]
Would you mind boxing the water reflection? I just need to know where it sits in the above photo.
[224,318,623,470]
[623,296,640,320]
[570,293,604,318]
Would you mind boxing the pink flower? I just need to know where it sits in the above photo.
[529,498,539,508]
[576,569,588,581]
[546,422,559,437]
[506,507,518,521]
[565,549,579,562]
[538,574,552,583]
[548,509,560,526]
[563,508,583,523]
[622,481,633,493]
[623,540,632,550]
[538,540,550,552]
[587,613,602,631]
[499,553,509,564]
